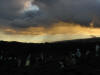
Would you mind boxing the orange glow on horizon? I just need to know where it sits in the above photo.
[1,22,100,43]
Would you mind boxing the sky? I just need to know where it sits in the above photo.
[0,0,100,43]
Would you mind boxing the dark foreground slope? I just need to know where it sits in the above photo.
[0,38,100,75]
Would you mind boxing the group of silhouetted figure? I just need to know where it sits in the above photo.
[0,40,100,75]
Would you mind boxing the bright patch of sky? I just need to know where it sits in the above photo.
[24,0,39,12]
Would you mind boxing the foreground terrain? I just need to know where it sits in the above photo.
[0,38,100,75]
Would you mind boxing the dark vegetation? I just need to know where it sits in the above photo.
[0,38,100,75]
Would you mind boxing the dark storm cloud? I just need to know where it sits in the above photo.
[35,0,100,26]
[35,0,60,5]
[0,0,25,18]
[0,0,100,28]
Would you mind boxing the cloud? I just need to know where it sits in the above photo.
[35,0,100,26]
[0,0,25,17]
[1,22,100,43]
[0,0,100,29]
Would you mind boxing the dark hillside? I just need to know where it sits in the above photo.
[0,38,100,75]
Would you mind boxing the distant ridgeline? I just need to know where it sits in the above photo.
[0,38,100,68]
